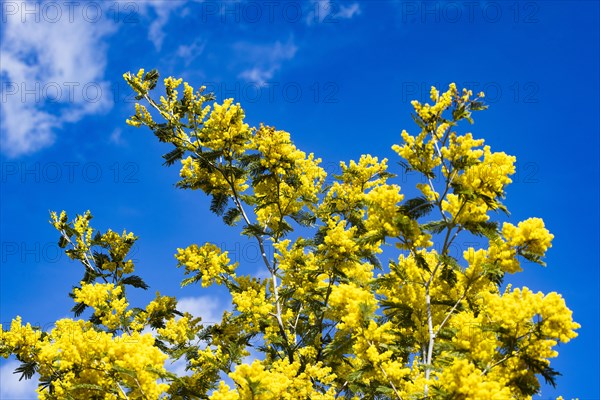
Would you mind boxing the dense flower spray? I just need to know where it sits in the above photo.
[0,71,579,399]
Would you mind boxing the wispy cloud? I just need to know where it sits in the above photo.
[177,295,226,325]
[176,39,207,65]
[139,295,227,377]
[0,2,115,157]
[236,39,298,85]
[138,0,187,50]
[337,3,362,19]
[109,128,124,146]
[0,359,38,399]
[306,1,362,25]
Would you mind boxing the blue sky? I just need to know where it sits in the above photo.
[1,1,598,398]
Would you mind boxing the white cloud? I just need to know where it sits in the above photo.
[242,345,264,366]
[306,1,362,25]
[165,355,191,377]
[137,0,187,50]
[0,1,115,157]
[176,39,207,65]
[177,295,226,325]
[109,128,124,146]
[338,3,362,19]
[0,360,38,399]
[157,296,227,376]
[235,39,298,85]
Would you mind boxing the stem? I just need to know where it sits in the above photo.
[142,91,297,362]
[380,365,403,400]
[133,377,147,399]
[116,382,130,399]
[60,230,109,284]
[334,381,348,398]
[270,262,289,346]
[424,288,434,397]
[316,274,335,362]
[226,162,292,361]
[290,304,304,334]
[435,290,468,338]
[481,354,512,376]
[368,340,403,400]
[422,181,460,397]
[230,192,272,271]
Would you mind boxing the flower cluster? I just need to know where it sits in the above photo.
[251,125,326,231]
[201,98,251,157]
[176,243,237,287]
[73,282,131,330]
[2,317,168,399]
[212,358,337,400]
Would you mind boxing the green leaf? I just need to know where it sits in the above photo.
[452,106,473,124]
[323,333,354,360]
[69,383,104,392]
[470,101,488,111]
[222,207,242,226]
[518,250,546,266]
[289,210,316,227]
[71,302,87,318]
[58,235,68,249]
[14,361,36,381]
[181,275,201,288]
[210,193,229,216]
[121,275,149,290]
[430,298,457,307]
[144,69,160,90]
[380,300,414,328]
[482,262,504,285]
[411,113,427,130]
[238,153,261,169]
[92,251,110,270]
[365,253,383,269]
[154,123,175,143]
[63,225,76,238]
[440,265,458,286]
[356,230,385,247]
[112,364,138,378]
[463,220,499,240]
[415,252,431,272]
[375,385,395,395]
[397,159,414,174]
[162,146,186,166]
[422,220,450,234]
[241,223,266,238]
[400,196,434,219]
[509,353,561,395]
[81,267,99,284]
[451,155,477,170]
[439,252,459,266]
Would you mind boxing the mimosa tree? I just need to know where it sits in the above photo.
[0,69,579,399]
